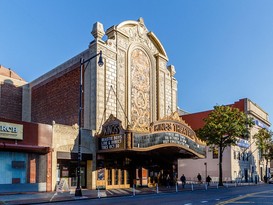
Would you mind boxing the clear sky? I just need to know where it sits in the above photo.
[1,0,273,124]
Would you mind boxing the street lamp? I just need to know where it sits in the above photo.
[75,50,103,197]
[204,162,207,178]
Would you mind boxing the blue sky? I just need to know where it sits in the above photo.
[1,0,273,124]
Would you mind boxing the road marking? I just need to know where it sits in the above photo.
[216,190,273,205]
[107,190,114,195]
[201,201,208,203]
[184,203,192,205]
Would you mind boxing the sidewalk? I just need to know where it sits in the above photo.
[0,182,261,205]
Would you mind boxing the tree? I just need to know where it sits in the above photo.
[197,105,254,186]
[253,128,273,180]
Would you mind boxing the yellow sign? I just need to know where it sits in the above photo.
[0,121,23,140]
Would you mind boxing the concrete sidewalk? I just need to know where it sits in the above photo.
[0,182,260,205]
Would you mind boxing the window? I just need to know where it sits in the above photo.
[233,151,236,159]
[212,148,218,159]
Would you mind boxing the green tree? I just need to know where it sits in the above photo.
[197,105,254,186]
[253,128,273,181]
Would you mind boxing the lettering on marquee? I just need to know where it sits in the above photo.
[102,124,120,136]
[152,122,195,140]
[99,135,124,150]
[134,132,206,156]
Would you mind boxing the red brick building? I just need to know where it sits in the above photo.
[0,65,53,193]
[179,98,271,183]
[0,65,26,120]
[182,99,246,130]
[30,63,80,125]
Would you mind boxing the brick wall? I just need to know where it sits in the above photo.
[0,82,22,120]
[31,68,80,125]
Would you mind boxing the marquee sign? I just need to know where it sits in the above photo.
[99,135,124,150]
[151,121,196,140]
[134,112,206,157]
[96,112,206,157]
[97,114,125,151]
[0,121,23,140]
[134,132,206,156]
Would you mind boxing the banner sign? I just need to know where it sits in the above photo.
[236,138,250,148]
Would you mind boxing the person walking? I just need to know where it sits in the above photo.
[180,174,186,188]
[166,174,171,188]
[206,175,212,186]
[197,173,202,184]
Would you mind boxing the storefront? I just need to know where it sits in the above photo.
[95,113,206,189]
[51,123,95,191]
[0,119,52,193]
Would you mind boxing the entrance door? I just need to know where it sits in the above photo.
[80,167,86,188]
[244,169,248,182]
[105,168,129,189]
[136,167,148,187]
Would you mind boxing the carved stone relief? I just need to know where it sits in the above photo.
[120,22,157,54]
[117,49,126,126]
[130,49,150,132]
[159,71,165,118]
[117,34,129,50]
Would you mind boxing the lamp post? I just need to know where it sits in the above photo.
[204,162,207,178]
[75,50,103,197]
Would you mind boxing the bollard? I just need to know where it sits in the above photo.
[176,183,178,192]
[156,183,159,194]
[191,183,194,191]
[205,184,207,190]
[133,184,136,196]
[97,187,100,198]
[217,183,219,189]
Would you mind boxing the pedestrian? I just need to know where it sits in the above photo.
[206,175,212,186]
[166,174,171,188]
[264,175,268,183]
[197,173,202,184]
[180,174,186,188]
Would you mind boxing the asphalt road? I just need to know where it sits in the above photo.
[38,184,273,205]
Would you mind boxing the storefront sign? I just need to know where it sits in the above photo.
[254,119,269,130]
[133,132,206,156]
[99,135,124,150]
[101,124,121,136]
[0,121,23,140]
[236,138,250,148]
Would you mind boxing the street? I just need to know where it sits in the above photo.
[37,184,273,205]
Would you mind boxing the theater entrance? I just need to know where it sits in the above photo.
[96,150,180,189]
[95,113,206,189]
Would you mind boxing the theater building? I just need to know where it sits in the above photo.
[179,98,271,183]
[22,18,205,190]
[2,19,271,192]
